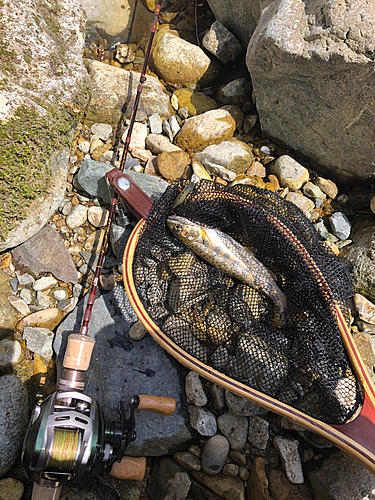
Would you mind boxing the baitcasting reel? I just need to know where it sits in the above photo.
[22,333,176,500]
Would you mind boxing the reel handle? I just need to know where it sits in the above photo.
[109,456,147,481]
[137,395,176,415]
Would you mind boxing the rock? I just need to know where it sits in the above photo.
[132,147,153,162]
[314,221,338,242]
[0,270,22,337]
[0,0,89,251]
[77,158,113,198]
[128,320,147,341]
[216,78,253,108]
[274,436,304,484]
[341,217,375,302]
[99,273,116,291]
[7,296,31,316]
[85,60,173,125]
[57,297,78,313]
[91,144,112,162]
[115,43,136,63]
[244,113,258,133]
[247,457,270,500]
[174,109,236,152]
[217,412,248,451]
[354,293,375,325]
[15,272,34,286]
[145,133,182,154]
[35,290,51,309]
[55,285,193,455]
[185,371,208,406]
[353,331,374,376]
[223,463,239,477]
[173,88,218,117]
[79,0,154,40]
[148,113,163,134]
[225,390,268,416]
[11,224,78,284]
[247,161,266,178]
[23,326,54,360]
[121,122,148,151]
[150,31,220,87]
[0,338,22,367]
[192,471,245,500]
[16,308,64,333]
[146,457,191,500]
[156,151,190,181]
[195,139,254,180]
[188,405,217,436]
[309,450,375,500]
[88,206,109,227]
[246,0,375,183]
[314,177,338,200]
[209,383,226,411]
[202,21,242,64]
[285,192,315,216]
[0,374,28,476]
[247,416,269,450]
[267,469,291,500]
[174,451,201,472]
[66,204,89,229]
[329,212,351,240]
[78,140,90,154]
[0,477,24,500]
[33,276,58,291]
[53,289,67,301]
[206,0,260,44]
[270,156,309,191]
[303,182,326,201]
[220,105,245,131]
[90,123,113,141]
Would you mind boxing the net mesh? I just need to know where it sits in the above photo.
[132,179,362,424]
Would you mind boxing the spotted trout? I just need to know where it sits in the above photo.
[167,215,287,327]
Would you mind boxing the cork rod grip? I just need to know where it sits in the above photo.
[110,456,147,481]
[137,395,176,415]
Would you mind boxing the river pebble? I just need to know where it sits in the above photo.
[185,371,208,406]
[285,192,315,215]
[217,411,248,451]
[274,436,304,484]
[188,405,217,436]
[91,123,113,141]
[0,339,22,366]
[247,416,269,450]
[270,155,309,191]
[35,290,50,308]
[88,206,109,227]
[145,133,182,154]
[128,320,147,341]
[23,326,54,359]
[201,435,230,475]
[303,181,326,201]
[8,296,31,316]
[329,211,351,240]
[0,477,24,500]
[121,122,148,150]
[354,293,375,325]
[33,276,58,291]
[65,204,89,229]
[202,21,242,64]
[216,78,252,108]
[174,451,201,471]
[314,177,338,199]
[148,113,163,134]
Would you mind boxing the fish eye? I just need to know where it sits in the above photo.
[174,224,183,233]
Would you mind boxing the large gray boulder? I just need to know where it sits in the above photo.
[0,0,89,251]
[246,0,375,183]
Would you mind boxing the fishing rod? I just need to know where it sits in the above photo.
[21,2,176,499]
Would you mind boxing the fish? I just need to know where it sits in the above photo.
[166,215,288,328]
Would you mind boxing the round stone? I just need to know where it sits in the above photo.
[0,339,22,366]
[90,123,113,141]
[201,435,230,475]
[129,321,148,341]
[0,477,24,500]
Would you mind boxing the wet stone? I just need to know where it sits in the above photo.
[246,456,270,500]
[267,468,291,500]
[223,463,239,477]
[0,339,22,366]
[174,451,201,471]
[202,435,230,475]
[192,470,245,500]
[208,383,226,411]
[247,416,269,450]
[217,411,248,451]
[186,371,208,406]
[239,466,250,481]
[23,326,54,359]
[189,405,217,436]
